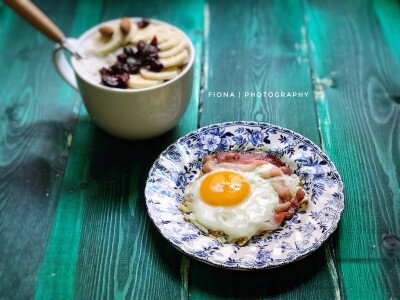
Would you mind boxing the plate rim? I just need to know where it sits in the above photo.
[145,121,345,270]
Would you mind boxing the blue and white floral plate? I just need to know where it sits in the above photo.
[145,121,344,270]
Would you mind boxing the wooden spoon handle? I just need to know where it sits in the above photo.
[4,0,64,43]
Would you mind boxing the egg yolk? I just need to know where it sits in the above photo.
[200,171,250,206]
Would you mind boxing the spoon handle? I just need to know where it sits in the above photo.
[4,0,64,43]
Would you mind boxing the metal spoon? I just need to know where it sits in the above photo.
[4,0,83,59]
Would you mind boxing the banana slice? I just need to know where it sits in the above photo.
[127,75,163,89]
[85,23,137,56]
[125,22,138,41]
[158,40,188,58]
[158,37,181,51]
[140,67,179,80]
[160,50,189,68]
[153,27,175,43]
[131,24,158,44]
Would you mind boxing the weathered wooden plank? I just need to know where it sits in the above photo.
[304,0,400,298]
[0,0,99,298]
[35,0,203,299]
[190,0,339,299]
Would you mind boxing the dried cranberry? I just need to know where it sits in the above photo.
[122,64,130,73]
[100,67,110,76]
[101,75,119,87]
[147,52,158,60]
[124,46,133,56]
[116,73,129,88]
[129,65,139,74]
[101,72,129,89]
[150,60,163,72]
[137,40,146,51]
[132,49,140,58]
[123,46,134,56]
[115,81,127,89]
[116,73,129,82]
[141,44,158,56]
[99,35,165,88]
[110,62,124,74]
[127,57,142,66]
[150,36,157,46]
[138,18,150,28]
[117,53,128,63]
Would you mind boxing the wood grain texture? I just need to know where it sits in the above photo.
[35,0,203,299]
[0,0,91,298]
[190,0,340,299]
[304,0,400,298]
[2,0,399,298]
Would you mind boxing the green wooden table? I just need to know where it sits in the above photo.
[1,0,399,299]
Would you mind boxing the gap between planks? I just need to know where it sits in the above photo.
[300,0,342,298]
[180,3,209,299]
[197,1,210,130]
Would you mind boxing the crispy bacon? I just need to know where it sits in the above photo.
[202,160,269,173]
[235,152,265,162]
[205,152,285,167]
[295,188,306,201]
[218,161,266,171]
[274,212,289,224]
[260,165,283,179]
[271,180,292,202]
[202,161,216,173]
[274,201,291,213]
[280,166,292,175]
[264,155,285,167]
[215,152,240,162]
[285,189,305,218]
[203,155,215,163]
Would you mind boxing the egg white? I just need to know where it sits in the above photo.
[184,165,287,241]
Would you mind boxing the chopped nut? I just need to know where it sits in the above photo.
[120,17,131,34]
[138,18,150,28]
[180,203,190,213]
[208,230,224,237]
[236,237,249,247]
[99,26,113,38]
[299,198,309,208]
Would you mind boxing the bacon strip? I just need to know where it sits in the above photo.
[205,152,285,167]
[273,188,306,222]
[286,189,306,218]
[202,160,270,173]
[215,152,240,162]
[274,201,291,213]
[279,166,292,175]
[274,212,289,224]
[202,161,216,173]
[203,155,215,163]
[296,188,306,201]
[271,180,292,202]
[260,165,283,179]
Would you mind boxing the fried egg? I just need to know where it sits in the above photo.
[183,164,302,242]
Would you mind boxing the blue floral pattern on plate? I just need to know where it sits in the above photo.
[145,121,344,270]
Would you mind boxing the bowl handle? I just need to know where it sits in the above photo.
[53,39,78,90]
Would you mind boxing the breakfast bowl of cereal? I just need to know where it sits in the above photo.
[53,17,195,139]
[145,121,345,269]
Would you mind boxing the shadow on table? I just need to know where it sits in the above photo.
[188,238,339,299]
[72,119,191,295]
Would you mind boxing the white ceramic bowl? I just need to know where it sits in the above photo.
[53,18,195,140]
